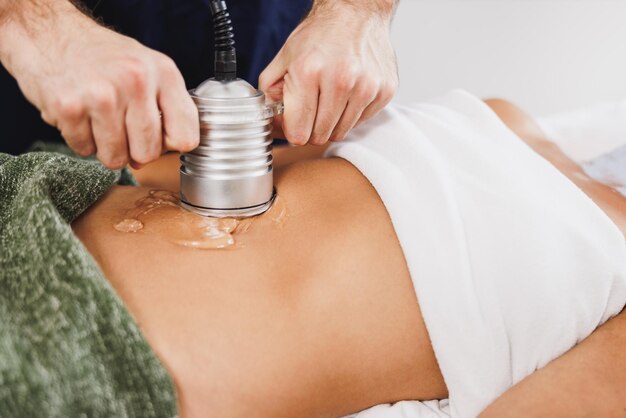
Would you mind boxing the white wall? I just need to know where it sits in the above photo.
[391,0,626,115]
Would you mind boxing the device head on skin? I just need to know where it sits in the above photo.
[179,0,282,218]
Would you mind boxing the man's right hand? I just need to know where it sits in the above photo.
[0,0,199,169]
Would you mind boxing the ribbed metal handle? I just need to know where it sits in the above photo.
[182,119,272,179]
[180,90,277,217]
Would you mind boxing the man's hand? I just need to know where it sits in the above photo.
[0,0,199,169]
[259,0,399,146]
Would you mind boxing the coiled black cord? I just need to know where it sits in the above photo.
[210,0,237,81]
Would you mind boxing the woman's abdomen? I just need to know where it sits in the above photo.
[72,157,445,417]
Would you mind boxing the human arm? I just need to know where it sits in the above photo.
[259,0,399,146]
[0,0,199,169]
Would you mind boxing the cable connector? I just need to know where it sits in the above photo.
[210,0,237,81]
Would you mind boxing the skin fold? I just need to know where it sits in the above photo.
[72,101,625,417]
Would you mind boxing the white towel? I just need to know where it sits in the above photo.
[537,100,626,162]
[326,91,626,418]
[582,145,626,199]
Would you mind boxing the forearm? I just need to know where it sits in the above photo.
[480,309,626,418]
[0,0,33,24]
[310,0,399,22]
[0,0,84,71]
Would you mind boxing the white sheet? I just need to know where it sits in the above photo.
[540,101,626,198]
[327,91,626,418]
[538,100,626,163]
[582,145,626,198]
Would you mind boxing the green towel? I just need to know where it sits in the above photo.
[0,148,177,417]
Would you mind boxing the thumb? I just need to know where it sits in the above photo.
[259,48,288,93]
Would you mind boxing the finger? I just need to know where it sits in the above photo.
[309,75,352,145]
[282,72,319,145]
[261,78,285,140]
[358,100,385,126]
[40,110,57,129]
[52,99,96,156]
[258,49,287,93]
[89,87,129,169]
[358,84,395,125]
[157,62,199,153]
[44,96,96,156]
[126,98,162,165]
[264,79,284,111]
[270,114,286,140]
[329,97,374,142]
[60,117,96,157]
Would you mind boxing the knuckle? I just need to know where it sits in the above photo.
[123,60,149,93]
[309,128,331,146]
[167,134,199,152]
[133,149,158,165]
[334,62,359,92]
[74,142,96,157]
[97,153,113,169]
[309,135,328,146]
[258,71,270,89]
[156,54,180,80]
[66,135,95,156]
[286,130,308,146]
[40,110,56,127]
[328,130,347,142]
[56,97,85,120]
[282,114,311,145]
[90,86,117,111]
[334,77,352,93]
[96,137,128,169]
[358,79,380,100]
[180,136,200,152]
[380,82,397,101]
[103,155,128,170]
[293,60,321,80]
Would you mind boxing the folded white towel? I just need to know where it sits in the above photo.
[327,91,626,418]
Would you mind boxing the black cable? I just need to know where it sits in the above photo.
[210,0,237,81]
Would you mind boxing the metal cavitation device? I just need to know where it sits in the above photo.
[180,0,282,218]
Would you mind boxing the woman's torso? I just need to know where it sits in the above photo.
[72,100,625,417]
[73,155,446,417]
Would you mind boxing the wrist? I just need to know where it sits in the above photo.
[309,0,396,25]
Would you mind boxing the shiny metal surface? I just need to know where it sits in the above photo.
[180,189,276,218]
[180,78,282,218]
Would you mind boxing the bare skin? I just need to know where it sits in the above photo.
[0,0,398,165]
[72,101,625,417]
[259,0,399,144]
[74,153,446,417]
[0,0,199,169]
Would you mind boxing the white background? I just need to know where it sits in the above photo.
[390,0,626,116]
